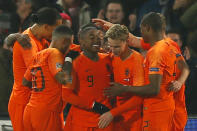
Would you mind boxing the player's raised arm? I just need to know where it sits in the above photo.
[92,18,143,49]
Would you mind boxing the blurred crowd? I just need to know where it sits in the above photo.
[0,0,197,116]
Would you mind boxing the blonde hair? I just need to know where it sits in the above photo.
[105,24,129,41]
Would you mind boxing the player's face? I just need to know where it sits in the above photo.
[167,33,182,48]
[60,35,73,54]
[83,29,101,53]
[140,24,150,43]
[43,19,62,40]
[108,38,127,56]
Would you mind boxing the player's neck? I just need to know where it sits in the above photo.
[120,48,133,61]
[30,24,43,41]
[83,51,99,62]
[149,33,164,47]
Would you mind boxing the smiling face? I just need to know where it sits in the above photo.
[80,28,101,53]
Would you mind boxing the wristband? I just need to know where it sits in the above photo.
[65,57,72,63]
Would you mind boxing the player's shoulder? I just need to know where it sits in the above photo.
[148,40,168,55]
[132,50,144,59]
[98,53,111,60]
[47,48,61,54]
[38,48,62,59]
[72,52,85,66]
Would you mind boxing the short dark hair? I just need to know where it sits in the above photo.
[104,0,124,12]
[141,12,164,32]
[31,7,61,25]
[52,25,73,40]
[78,23,98,40]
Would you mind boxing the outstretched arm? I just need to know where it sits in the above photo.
[92,18,143,49]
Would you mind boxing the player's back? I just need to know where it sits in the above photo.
[70,53,112,127]
[11,28,49,104]
[26,48,64,112]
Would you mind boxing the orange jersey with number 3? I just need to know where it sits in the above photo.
[142,38,181,131]
[141,38,187,130]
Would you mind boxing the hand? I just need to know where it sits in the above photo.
[92,101,110,114]
[98,111,114,129]
[168,80,182,92]
[92,18,114,31]
[104,82,126,97]
[128,14,137,31]
[183,46,190,60]
[17,34,31,49]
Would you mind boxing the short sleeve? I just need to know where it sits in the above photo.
[132,55,145,86]
[148,50,166,75]
[48,49,64,77]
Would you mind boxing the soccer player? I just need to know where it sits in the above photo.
[93,16,189,131]
[22,25,73,131]
[8,7,62,131]
[62,24,114,131]
[98,24,144,131]
[97,12,186,131]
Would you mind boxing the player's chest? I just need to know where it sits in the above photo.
[77,62,111,85]
[113,65,133,85]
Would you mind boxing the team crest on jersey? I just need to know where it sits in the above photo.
[56,63,62,69]
[125,69,130,76]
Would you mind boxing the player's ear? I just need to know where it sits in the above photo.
[79,39,85,50]
[126,38,129,44]
[146,25,151,32]
[43,24,48,30]
[43,24,52,31]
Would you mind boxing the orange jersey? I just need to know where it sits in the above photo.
[143,38,180,110]
[70,43,81,52]
[11,28,49,104]
[112,50,144,104]
[24,48,64,112]
[141,37,181,52]
[141,38,187,130]
[110,50,144,130]
[63,53,112,127]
